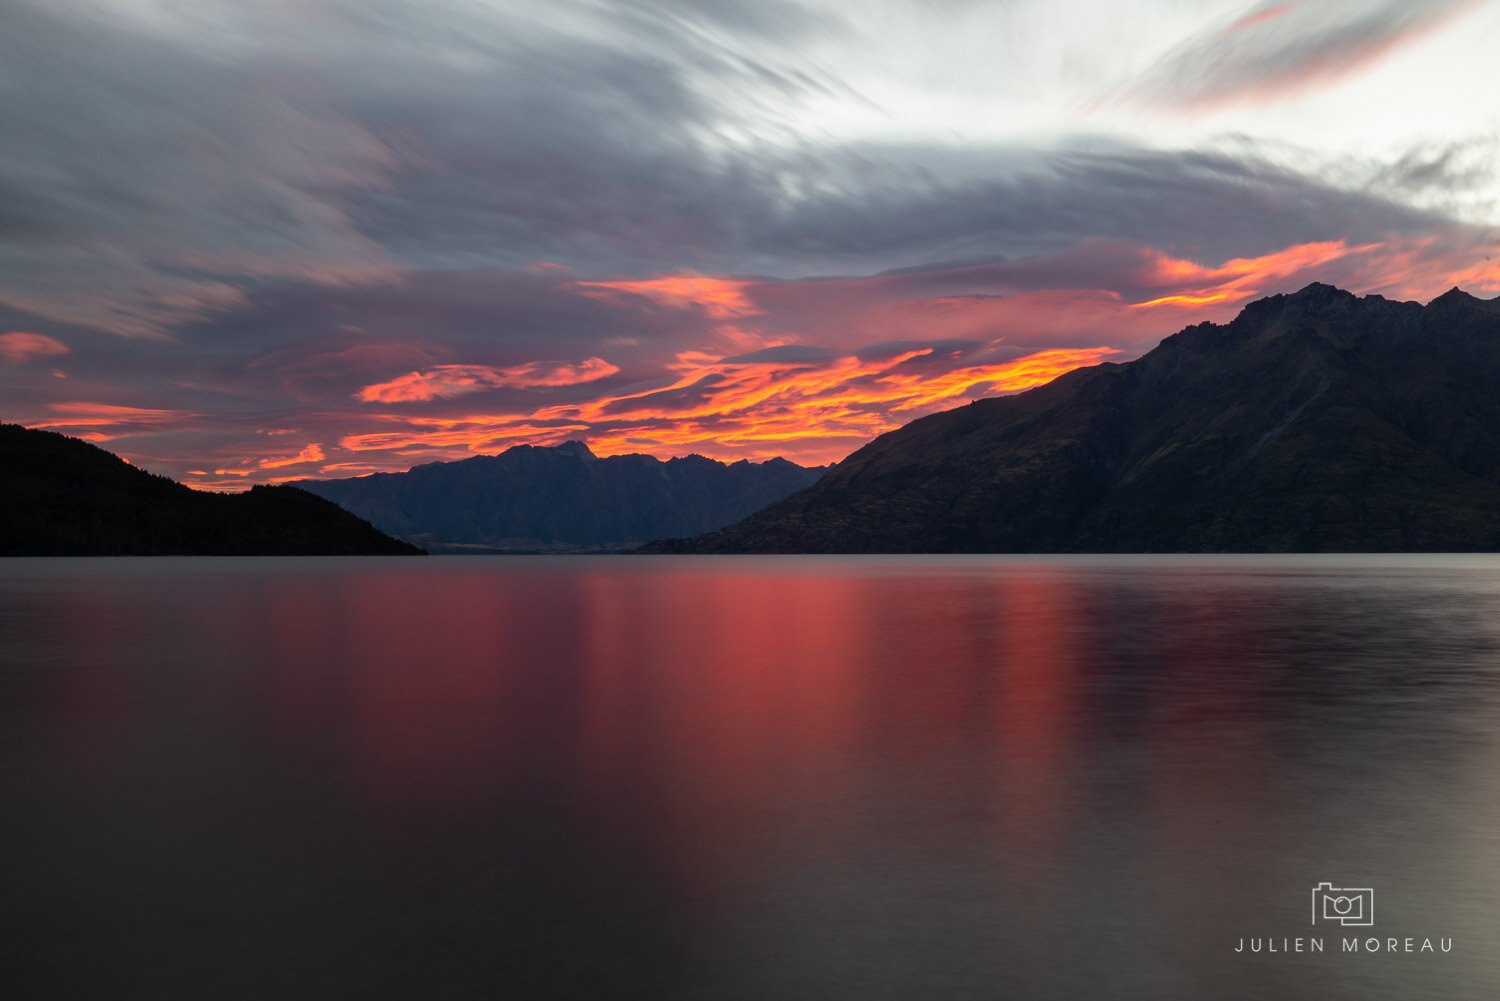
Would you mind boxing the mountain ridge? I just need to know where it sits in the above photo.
[291,441,826,552]
[642,283,1500,553]
[0,424,422,556]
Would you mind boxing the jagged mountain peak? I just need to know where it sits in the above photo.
[548,440,596,460]
[293,445,826,552]
[644,283,1500,553]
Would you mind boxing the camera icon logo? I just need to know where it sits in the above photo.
[1311,882,1374,926]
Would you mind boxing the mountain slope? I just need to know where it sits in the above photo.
[291,441,825,552]
[1,424,422,556]
[645,283,1500,553]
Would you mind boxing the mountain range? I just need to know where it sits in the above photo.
[291,442,826,553]
[0,424,421,556]
[643,283,1500,553]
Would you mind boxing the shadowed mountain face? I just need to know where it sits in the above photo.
[645,284,1500,553]
[291,442,826,552]
[0,425,422,556]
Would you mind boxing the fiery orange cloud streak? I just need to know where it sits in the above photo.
[1133,240,1371,309]
[341,345,1116,468]
[141,235,1500,488]
[536,346,1119,429]
[1133,291,1240,308]
[260,444,326,469]
[321,345,1119,470]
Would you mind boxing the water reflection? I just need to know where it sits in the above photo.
[3,555,1500,1000]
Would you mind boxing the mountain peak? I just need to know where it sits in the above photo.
[647,283,1500,553]
[550,440,596,460]
[293,442,824,551]
[1283,281,1358,305]
[1431,286,1477,306]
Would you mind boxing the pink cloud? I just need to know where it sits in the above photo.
[0,331,71,364]
[356,358,621,403]
[36,402,194,428]
[38,233,1499,486]
[575,276,762,319]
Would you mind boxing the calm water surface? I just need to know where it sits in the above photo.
[3,555,1500,1000]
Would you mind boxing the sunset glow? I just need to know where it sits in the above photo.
[1,0,1496,486]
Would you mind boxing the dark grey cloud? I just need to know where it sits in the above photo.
[2,0,1491,347]
[0,0,846,335]
[0,0,404,336]
[355,129,1491,284]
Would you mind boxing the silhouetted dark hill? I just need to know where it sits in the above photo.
[0,425,422,555]
[645,283,1500,553]
[291,441,826,552]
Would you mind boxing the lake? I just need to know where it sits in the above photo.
[3,555,1499,999]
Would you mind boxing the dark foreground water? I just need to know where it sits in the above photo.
[3,555,1499,1000]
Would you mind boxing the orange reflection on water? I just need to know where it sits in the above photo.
[263,571,527,810]
[576,568,871,888]
[989,571,1079,850]
[246,562,1106,891]
[567,564,1096,895]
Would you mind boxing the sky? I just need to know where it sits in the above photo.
[2,0,1498,487]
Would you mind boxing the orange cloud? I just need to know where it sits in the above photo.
[336,344,1120,468]
[260,444,326,469]
[310,235,1500,473]
[537,345,1118,428]
[0,331,71,364]
[1125,236,1500,312]
[356,358,620,403]
[78,236,1498,486]
[1133,240,1369,309]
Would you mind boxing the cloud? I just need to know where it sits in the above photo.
[1124,0,1486,109]
[6,222,1497,486]
[33,402,197,431]
[355,358,621,403]
[0,0,404,337]
[575,277,763,319]
[0,0,1489,345]
[723,345,842,364]
[260,444,326,470]
[337,343,1123,467]
[0,1,1496,486]
[0,331,70,363]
